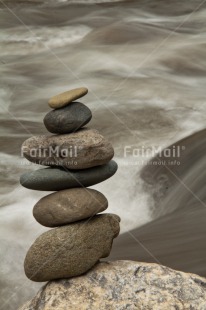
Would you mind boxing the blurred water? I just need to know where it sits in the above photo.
[1,0,206,308]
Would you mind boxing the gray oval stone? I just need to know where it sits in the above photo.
[24,214,120,282]
[20,160,118,191]
[44,102,92,134]
[33,188,108,227]
[22,129,114,170]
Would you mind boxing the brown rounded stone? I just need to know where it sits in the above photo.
[22,128,114,169]
[48,87,88,109]
[33,188,108,227]
[24,214,120,282]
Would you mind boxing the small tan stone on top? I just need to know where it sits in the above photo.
[48,87,88,109]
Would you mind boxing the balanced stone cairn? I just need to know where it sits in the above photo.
[20,87,120,282]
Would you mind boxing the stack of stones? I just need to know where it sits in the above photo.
[20,87,120,282]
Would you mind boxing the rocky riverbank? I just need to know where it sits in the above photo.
[19,260,206,310]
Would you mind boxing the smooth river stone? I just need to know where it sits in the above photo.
[24,214,121,282]
[44,102,92,134]
[33,188,108,227]
[48,87,88,109]
[22,129,114,169]
[20,160,118,191]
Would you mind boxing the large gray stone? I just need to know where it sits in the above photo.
[24,214,120,282]
[44,102,92,134]
[19,260,206,310]
[20,160,117,191]
[33,188,108,227]
[22,129,114,169]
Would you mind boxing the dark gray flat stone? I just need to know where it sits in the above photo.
[20,160,118,191]
[44,102,92,134]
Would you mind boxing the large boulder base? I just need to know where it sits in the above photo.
[19,260,206,310]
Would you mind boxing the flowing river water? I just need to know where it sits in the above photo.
[1,0,206,308]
